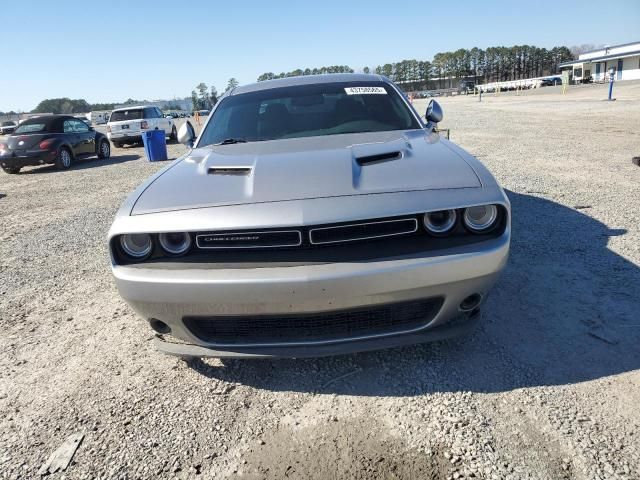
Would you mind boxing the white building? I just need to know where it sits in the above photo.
[560,41,640,83]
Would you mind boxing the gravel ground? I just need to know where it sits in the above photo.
[1,82,639,480]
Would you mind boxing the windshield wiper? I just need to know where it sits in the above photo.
[215,138,248,145]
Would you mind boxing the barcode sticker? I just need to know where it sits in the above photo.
[344,86,387,95]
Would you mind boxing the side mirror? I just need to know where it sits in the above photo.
[425,99,443,125]
[178,121,196,148]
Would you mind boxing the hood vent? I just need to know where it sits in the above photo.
[208,166,252,176]
[355,151,402,166]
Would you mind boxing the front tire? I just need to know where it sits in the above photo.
[98,139,111,159]
[169,126,177,143]
[2,166,21,174]
[55,147,73,170]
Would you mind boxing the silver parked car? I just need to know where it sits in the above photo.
[108,74,510,358]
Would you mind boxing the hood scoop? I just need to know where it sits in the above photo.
[208,166,253,176]
[356,151,402,166]
[131,131,482,215]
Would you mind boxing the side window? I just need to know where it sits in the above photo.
[155,108,164,118]
[73,120,89,133]
[144,107,156,119]
[63,121,74,133]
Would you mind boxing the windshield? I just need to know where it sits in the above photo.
[198,81,421,146]
[14,122,48,134]
[110,109,143,122]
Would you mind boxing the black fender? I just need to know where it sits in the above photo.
[94,132,109,153]
[57,141,76,158]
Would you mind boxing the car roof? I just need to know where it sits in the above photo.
[20,114,76,124]
[111,105,152,111]
[17,115,78,132]
[231,73,388,95]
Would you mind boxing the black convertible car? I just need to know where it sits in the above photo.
[0,115,110,174]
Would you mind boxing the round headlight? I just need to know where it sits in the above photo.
[463,205,499,233]
[158,232,192,255]
[120,233,153,259]
[423,209,457,235]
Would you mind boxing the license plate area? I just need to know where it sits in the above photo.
[121,124,129,130]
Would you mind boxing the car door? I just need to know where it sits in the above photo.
[71,119,95,155]
[63,120,83,155]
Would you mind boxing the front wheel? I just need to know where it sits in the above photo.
[169,126,177,143]
[55,147,73,170]
[2,166,21,174]
[98,139,111,159]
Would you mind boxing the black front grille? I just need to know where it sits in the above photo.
[183,297,443,345]
[309,218,418,245]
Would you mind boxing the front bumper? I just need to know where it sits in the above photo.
[0,149,57,168]
[112,232,509,358]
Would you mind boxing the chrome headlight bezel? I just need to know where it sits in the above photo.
[119,233,153,259]
[463,204,500,233]
[423,209,458,236]
[158,232,192,256]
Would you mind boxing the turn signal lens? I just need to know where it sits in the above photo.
[120,234,153,259]
[158,232,192,256]
[423,210,457,235]
[463,205,499,233]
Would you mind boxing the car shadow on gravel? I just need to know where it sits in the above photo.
[21,154,141,174]
[188,190,640,396]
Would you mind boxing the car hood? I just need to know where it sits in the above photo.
[131,129,482,215]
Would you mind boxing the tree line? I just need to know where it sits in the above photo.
[190,78,242,110]
[374,45,574,88]
[257,65,354,82]
[27,97,154,114]
[251,45,574,89]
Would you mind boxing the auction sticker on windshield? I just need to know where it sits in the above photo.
[344,86,387,95]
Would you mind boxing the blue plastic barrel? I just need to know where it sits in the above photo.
[141,130,168,161]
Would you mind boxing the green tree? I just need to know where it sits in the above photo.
[210,86,218,106]
[195,83,210,109]
[226,78,239,91]
[191,90,199,111]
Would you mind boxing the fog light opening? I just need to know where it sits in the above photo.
[460,293,483,312]
[149,318,171,335]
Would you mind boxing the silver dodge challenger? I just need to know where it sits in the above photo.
[108,74,510,358]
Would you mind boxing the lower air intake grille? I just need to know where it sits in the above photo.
[183,297,443,345]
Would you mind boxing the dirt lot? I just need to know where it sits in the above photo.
[1,83,639,480]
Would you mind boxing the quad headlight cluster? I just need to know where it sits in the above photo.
[118,232,192,260]
[423,204,501,236]
[117,205,503,261]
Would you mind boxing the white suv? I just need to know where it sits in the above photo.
[107,106,177,148]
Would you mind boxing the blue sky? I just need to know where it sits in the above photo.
[0,0,638,111]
